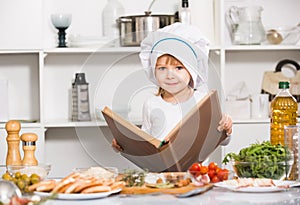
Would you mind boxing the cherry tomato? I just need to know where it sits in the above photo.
[200,166,208,175]
[217,169,229,181]
[211,175,220,183]
[207,169,215,179]
[188,162,202,176]
[208,162,218,171]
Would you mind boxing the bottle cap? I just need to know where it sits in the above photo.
[279,81,290,89]
[182,0,189,8]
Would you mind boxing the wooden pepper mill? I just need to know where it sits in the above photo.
[21,133,38,166]
[5,120,22,166]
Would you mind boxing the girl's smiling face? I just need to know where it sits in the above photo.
[155,54,192,96]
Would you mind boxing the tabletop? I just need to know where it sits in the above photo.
[42,187,300,205]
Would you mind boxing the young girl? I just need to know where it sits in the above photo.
[112,22,232,161]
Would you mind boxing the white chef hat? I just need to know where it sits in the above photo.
[139,22,210,89]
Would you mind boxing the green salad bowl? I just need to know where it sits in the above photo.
[232,157,294,180]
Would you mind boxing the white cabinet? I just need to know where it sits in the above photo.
[0,0,299,176]
[218,0,300,158]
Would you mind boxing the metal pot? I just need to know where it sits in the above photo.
[118,11,175,46]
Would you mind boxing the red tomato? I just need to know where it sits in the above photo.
[211,175,220,183]
[188,162,202,176]
[200,166,208,175]
[217,169,229,181]
[208,162,218,171]
[215,167,221,174]
[207,169,215,179]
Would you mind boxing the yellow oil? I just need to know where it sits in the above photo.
[270,96,298,145]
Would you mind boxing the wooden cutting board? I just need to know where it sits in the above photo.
[121,183,213,195]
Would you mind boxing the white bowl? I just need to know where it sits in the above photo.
[7,164,51,180]
[73,167,118,179]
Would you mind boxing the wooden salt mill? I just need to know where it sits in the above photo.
[21,133,38,166]
[5,120,22,165]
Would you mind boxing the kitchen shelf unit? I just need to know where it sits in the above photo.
[1,0,300,176]
[217,0,300,158]
[2,45,299,166]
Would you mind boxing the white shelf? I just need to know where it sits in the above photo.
[44,119,142,128]
[233,118,270,124]
[44,119,107,127]
[43,44,221,54]
[0,122,42,129]
[0,44,298,55]
[224,45,300,51]
[0,49,41,54]
[43,47,140,54]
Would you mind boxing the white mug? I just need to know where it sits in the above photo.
[250,94,269,119]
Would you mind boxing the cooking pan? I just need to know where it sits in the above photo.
[118,11,175,46]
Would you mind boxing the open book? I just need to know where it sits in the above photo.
[102,90,227,172]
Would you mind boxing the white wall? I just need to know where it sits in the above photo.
[0,0,43,49]
[0,0,215,49]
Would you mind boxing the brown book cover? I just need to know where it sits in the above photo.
[102,90,227,172]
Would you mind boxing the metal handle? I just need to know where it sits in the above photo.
[147,0,156,13]
[275,59,300,72]
[226,6,239,32]
[117,18,132,23]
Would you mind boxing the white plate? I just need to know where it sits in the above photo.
[34,188,121,200]
[214,180,296,193]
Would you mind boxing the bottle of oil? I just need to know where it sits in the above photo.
[270,81,298,145]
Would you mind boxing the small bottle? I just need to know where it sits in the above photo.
[270,81,298,145]
[102,0,125,40]
[179,0,191,24]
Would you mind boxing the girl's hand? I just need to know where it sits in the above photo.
[112,139,123,152]
[217,113,233,135]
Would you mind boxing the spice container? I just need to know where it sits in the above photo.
[5,120,22,166]
[21,133,38,166]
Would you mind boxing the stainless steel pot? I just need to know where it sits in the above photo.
[118,12,175,46]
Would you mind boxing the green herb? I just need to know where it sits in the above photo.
[222,141,293,179]
[121,169,148,187]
